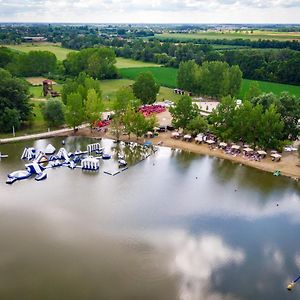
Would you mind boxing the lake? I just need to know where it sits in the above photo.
[0,137,299,300]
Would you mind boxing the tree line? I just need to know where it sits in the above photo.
[177,60,242,98]
[114,40,300,85]
[169,92,300,150]
[0,46,118,80]
[155,37,300,51]
[0,68,32,133]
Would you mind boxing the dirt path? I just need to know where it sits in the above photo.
[0,124,88,144]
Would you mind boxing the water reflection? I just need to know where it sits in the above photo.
[0,137,300,300]
[171,232,245,300]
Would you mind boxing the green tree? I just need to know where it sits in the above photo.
[244,81,262,101]
[169,95,199,129]
[132,112,149,140]
[0,68,32,132]
[110,114,123,141]
[258,104,284,149]
[277,92,300,140]
[19,51,57,76]
[61,72,101,104]
[41,99,65,128]
[113,86,135,113]
[85,88,104,131]
[0,108,20,133]
[65,92,85,132]
[251,92,300,140]
[177,60,198,91]
[132,72,160,104]
[123,105,136,140]
[228,65,243,97]
[64,47,118,79]
[209,96,237,141]
[186,115,208,136]
[111,86,136,141]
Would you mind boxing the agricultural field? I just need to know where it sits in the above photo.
[155,30,300,41]
[115,57,161,69]
[119,66,300,98]
[6,43,75,60]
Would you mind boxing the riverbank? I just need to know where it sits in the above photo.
[57,127,300,180]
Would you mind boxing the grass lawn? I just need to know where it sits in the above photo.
[116,57,161,69]
[120,66,300,99]
[100,78,181,110]
[155,30,300,42]
[5,43,75,60]
[240,79,300,99]
[119,67,178,88]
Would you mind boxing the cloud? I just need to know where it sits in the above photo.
[0,0,300,22]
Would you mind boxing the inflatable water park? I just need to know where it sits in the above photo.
[5,140,156,185]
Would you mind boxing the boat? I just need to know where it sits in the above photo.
[102,154,111,160]
[118,159,127,167]
[35,172,47,181]
[273,170,281,176]
[0,153,8,158]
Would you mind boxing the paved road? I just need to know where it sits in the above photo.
[0,124,88,144]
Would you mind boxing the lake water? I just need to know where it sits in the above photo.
[0,137,300,300]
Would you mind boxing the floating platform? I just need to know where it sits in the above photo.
[35,172,47,181]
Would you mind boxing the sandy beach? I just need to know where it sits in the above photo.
[62,127,300,180]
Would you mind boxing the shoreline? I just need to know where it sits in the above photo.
[1,126,299,180]
[56,128,300,180]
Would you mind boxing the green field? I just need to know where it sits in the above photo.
[240,79,300,99]
[156,30,300,42]
[120,67,178,88]
[119,66,300,98]
[6,43,75,60]
[116,57,161,69]
[101,79,181,109]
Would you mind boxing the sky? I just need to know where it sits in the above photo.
[0,0,300,24]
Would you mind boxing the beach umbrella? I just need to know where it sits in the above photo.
[231,145,240,150]
[244,148,254,153]
[257,150,267,156]
[206,139,215,144]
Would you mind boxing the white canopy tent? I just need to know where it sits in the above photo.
[206,139,216,145]
[231,145,240,150]
[244,148,254,153]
